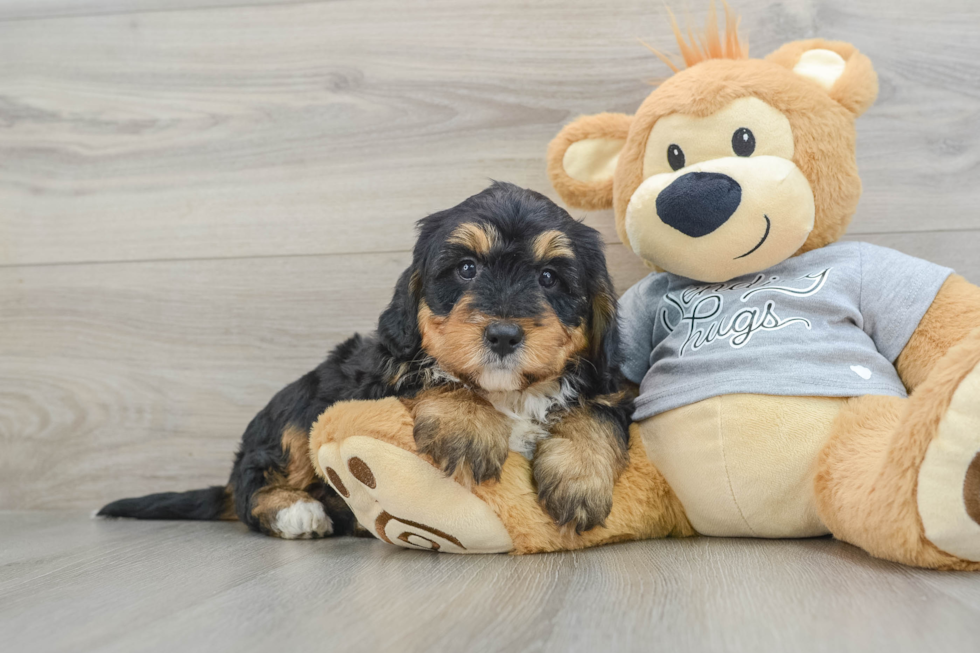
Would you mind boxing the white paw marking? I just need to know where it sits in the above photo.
[273,500,333,540]
[850,365,872,380]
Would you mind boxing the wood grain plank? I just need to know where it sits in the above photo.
[0,251,410,509]
[0,0,324,22]
[2,231,978,510]
[2,0,979,267]
[2,513,979,653]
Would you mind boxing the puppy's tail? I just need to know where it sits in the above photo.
[96,485,234,521]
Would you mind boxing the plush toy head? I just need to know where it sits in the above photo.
[547,4,879,282]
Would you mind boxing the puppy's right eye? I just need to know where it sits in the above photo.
[456,259,478,281]
[667,144,685,171]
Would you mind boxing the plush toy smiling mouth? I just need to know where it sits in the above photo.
[735,215,771,260]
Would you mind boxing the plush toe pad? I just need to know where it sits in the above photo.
[919,362,980,561]
[317,436,513,554]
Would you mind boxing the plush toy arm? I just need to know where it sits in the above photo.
[896,274,980,391]
[310,397,693,554]
[309,397,517,553]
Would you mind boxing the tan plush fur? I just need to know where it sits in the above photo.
[309,397,417,457]
[815,328,980,570]
[765,39,879,118]
[310,399,693,554]
[896,275,980,391]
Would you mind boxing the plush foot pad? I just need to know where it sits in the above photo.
[316,436,513,554]
[273,500,333,540]
[919,361,980,561]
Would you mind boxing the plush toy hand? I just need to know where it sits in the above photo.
[309,397,692,555]
[311,398,514,553]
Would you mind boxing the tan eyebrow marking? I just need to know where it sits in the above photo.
[532,230,575,261]
[447,222,499,255]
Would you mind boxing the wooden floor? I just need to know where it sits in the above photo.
[3,1,980,649]
[0,511,978,653]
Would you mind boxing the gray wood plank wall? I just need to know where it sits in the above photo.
[2,0,979,510]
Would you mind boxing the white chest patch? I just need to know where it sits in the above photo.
[481,380,577,458]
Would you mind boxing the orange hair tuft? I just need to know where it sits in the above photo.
[642,0,749,73]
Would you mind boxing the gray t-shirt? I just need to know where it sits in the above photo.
[619,242,953,421]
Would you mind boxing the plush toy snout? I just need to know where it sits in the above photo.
[625,155,815,282]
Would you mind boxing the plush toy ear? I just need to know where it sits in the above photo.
[547,113,632,210]
[766,39,879,117]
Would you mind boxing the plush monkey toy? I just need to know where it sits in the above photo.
[311,7,980,568]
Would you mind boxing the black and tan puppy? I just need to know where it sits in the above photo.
[99,182,631,538]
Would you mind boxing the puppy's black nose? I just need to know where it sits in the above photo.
[656,172,742,238]
[485,321,524,357]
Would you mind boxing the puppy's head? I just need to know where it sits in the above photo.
[379,182,619,395]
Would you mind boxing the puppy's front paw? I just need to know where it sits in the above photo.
[533,438,615,534]
[414,416,510,484]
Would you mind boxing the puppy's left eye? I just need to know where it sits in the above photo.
[539,269,558,288]
[457,259,478,281]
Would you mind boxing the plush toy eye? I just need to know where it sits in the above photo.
[457,259,478,281]
[667,144,686,171]
[732,128,756,157]
[539,268,558,288]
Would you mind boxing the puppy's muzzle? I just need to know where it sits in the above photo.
[484,321,524,358]
[656,172,742,238]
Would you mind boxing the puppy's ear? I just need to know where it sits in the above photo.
[581,269,622,396]
[547,113,632,211]
[378,266,422,360]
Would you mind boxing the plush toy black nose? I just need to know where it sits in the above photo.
[656,172,742,238]
[485,321,524,357]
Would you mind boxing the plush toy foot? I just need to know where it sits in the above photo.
[817,331,980,569]
[918,359,980,562]
[312,399,514,554]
